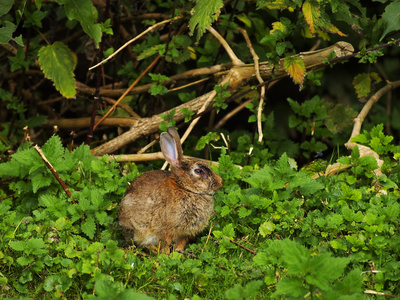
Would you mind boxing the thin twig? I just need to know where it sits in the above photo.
[227,237,257,255]
[202,222,214,253]
[364,290,396,298]
[167,77,210,93]
[33,145,72,198]
[215,99,253,129]
[238,27,265,142]
[93,55,161,130]
[207,26,244,66]
[137,138,159,154]
[89,16,182,70]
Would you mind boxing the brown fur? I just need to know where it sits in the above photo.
[118,127,223,253]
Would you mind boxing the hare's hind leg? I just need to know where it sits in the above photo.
[175,237,189,251]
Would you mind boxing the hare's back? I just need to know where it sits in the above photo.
[119,170,170,225]
[123,170,169,204]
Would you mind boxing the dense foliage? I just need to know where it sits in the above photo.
[1,0,400,299]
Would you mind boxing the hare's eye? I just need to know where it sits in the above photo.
[194,168,205,175]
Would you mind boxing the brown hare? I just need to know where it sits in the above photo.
[118,127,223,253]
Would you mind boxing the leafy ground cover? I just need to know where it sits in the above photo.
[1,123,400,299]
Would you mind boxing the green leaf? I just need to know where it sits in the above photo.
[0,21,16,44]
[27,238,47,255]
[9,241,26,251]
[226,280,263,300]
[81,215,96,239]
[31,172,52,193]
[196,132,220,150]
[352,73,381,98]
[189,0,224,40]
[0,0,13,16]
[148,84,168,96]
[179,108,195,122]
[61,0,102,47]
[17,256,34,266]
[38,42,77,98]
[274,277,308,297]
[149,73,169,83]
[381,1,400,40]
[42,135,65,164]
[281,240,311,274]
[259,220,276,237]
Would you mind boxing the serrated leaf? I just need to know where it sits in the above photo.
[81,215,96,239]
[284,56,306,88]
[9,241,26,251]
[0,21,16,44]
[274,277,308,297]
[189,0,224,41]
[302,0,320,35]
[17,256,34,266]
[31,172,52,193]
[27,238,47,255]
[381,1,400,40]
[95,211,109,225]
[352,73,372,98]
[62,0,102,47]
[38,42,77,98]
[90,189,103,209]
[270,21,286,35]
[42,135,65,164]
[149,84,168,96]
[55,217,72,230]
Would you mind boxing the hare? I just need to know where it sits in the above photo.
[118,127,223,253]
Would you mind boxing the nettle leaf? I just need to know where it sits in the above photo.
[302,0,320,35]
[274,277,308,297]
[284,56,306,89]
[196,132,220,150]
[38,42,77,98]
[148,84,168,96]
[381,1,400,40]
[31,172,52,193]
[81,215,96,239]
[42,135,65,165]
[189,0,224,41]
[179,108,195,122]
[352,72,382,98]
[149,73,169,83]
[60,0,102,47]
[0,21,16,44]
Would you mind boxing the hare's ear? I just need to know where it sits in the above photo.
[160,127,183,167]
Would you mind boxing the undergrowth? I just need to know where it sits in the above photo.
[1,123,400,299]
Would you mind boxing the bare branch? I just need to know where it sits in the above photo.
[207,26,244,66]
[89,16,182,70]
[238,27,265,142]
[90,42,354,155]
